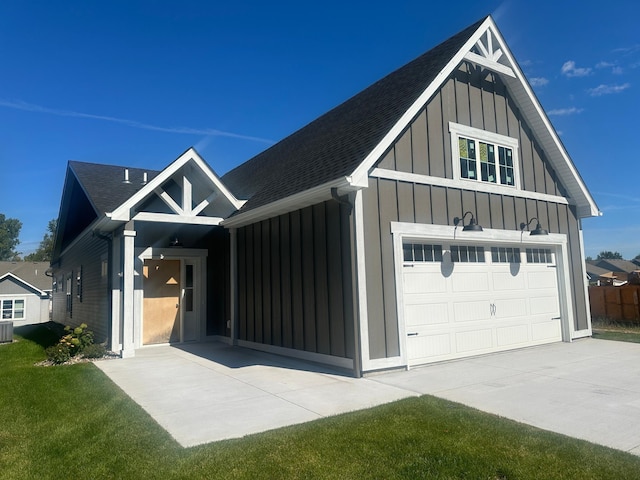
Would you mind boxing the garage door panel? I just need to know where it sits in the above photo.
[453,300,490,322]
[496,324,529,346]
[403,271,446,294]
[494,298,527,319]
[405,303,449,326]
[407,333,451,359]
[492,271,526,291]
[527,270,557,289]
[532,319,562,341]
[452,272,489,293]
[530,295,559,315]
[455,328,493,353]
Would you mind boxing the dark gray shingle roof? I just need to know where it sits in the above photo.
[69,161,161,215]
[222,17,485,213]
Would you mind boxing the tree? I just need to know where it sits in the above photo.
[597,251,623,260]
[0,213,22,261]
[24,218,57,262]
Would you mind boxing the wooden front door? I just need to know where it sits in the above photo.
[143,259,181,345]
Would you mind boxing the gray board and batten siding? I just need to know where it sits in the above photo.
[236,199,355,360]
[364,64,587,360]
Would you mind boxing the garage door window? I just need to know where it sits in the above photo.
[491,247,521,263]
[526,248,553,264]
[451,245,485,263]
[403,243,443,262]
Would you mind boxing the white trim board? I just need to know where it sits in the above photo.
[236,339,355,371]
[371,168,569,205]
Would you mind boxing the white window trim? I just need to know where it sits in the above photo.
[449,121,521,191]
[1,296,26,320]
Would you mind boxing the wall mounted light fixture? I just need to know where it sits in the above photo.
[169,236,183,247]
[453,211,483,232]
[520,217,549,236]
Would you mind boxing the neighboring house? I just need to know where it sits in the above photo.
[0,262,52,325]
[589,259,639,284]
[585,263,609,286]
[50,16,599,376]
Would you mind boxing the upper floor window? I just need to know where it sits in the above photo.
[450,122,520,189]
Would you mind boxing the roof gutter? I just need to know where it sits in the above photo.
[222,176,359,228]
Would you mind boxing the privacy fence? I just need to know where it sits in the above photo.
[589,285,640,323]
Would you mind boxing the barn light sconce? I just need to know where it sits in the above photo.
[169,236,183,247]
[520,218,549,236]
[453,211,483,232]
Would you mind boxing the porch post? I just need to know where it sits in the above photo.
[121,223,137,358]
[229,227,238,344]
[110,234,122,353]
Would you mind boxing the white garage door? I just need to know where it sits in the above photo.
[402,243,562,365]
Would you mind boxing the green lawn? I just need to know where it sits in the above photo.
[592,320,640,343]
[2,326,640,479]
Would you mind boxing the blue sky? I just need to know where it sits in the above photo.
[1,1,638,259]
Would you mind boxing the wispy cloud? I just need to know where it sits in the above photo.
[613,44,640,55]
[547,107,584,116]
[0,99,274,144]
[529,77,549,87]
[596,61,623,75]
[587,83,631,96]
[561,60,592,77]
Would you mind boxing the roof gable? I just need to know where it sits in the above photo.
[109,148,244,225]
[223,15,599,224]
[0,261,51,295]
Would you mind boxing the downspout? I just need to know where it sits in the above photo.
[93,231,113,348]
[334,188,361,377]
[331,187,353,214]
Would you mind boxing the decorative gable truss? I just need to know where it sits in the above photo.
[464,27,515,78]
[109,148,245,225]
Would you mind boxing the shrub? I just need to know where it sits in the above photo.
[63,323,94,354]
[45,343,71,364]
[82,343,106,359]
[45,323,98,364]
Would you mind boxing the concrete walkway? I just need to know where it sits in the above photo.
[95,342,415,447]
[96,339,640,455]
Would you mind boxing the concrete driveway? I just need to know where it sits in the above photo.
[97,339,640,455]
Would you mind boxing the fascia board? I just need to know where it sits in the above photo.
[222,177,354,228]
[349,16,494,187]
[487,18,600,218]
[189,152,246,210]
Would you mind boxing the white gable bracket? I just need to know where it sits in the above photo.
[464,51,515,78]
[192,191,217,216]
[155,187,184,215]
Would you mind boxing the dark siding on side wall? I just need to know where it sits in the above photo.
[51,234,109,343]
[236,200,354,359]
